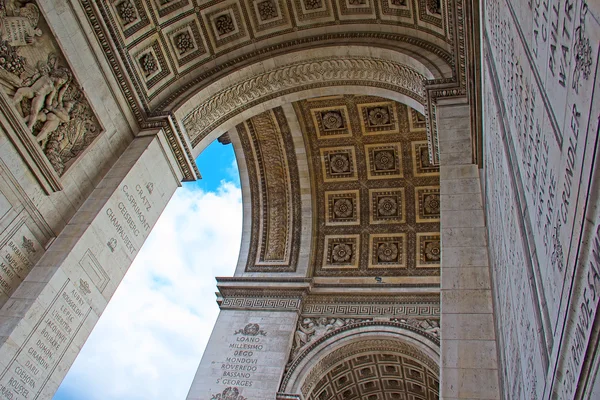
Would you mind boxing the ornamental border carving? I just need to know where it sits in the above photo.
[220,297,302,310]
[237,107,301,272]
[183,57,428,146]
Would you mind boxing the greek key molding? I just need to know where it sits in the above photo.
[220,296,302,310]
[302,296,440,317]
[183,57,427,146]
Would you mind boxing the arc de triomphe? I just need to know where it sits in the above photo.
[0,0,598,399]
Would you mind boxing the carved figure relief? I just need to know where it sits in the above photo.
[0,1,101,177]
[392,317,440,338]
[292,317,369,357]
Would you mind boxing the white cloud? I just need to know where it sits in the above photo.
[56,180,242,400]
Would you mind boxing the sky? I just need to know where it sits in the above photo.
[53,140,242,400]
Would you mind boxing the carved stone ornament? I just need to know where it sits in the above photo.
[572,2,592,93]
[329,153,350,173]
[321,110,343,130]
[116,0,138,25]
[257,0,278,20]
[211,387,248,400]
[367,106,390,126]
[333,198,353,218]
[292,317,370,357]
[174,31,194,55]
[22,235,35,254]
[303,0,322,10]
[234,323,267,336]
[373,149,395,170]
[377,196,397,216]
[426,0,441,14]
[215,13,235,36]
[183,57,426,146]
[0,1,102,178]
[139,52,158,77]
[391,317,440,338]
[377,242,398,262]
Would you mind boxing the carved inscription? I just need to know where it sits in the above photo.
[556,219,600,399]
[0,280,91,400]
[486,0,598,330]
[483,65,546,399]
[104,183,154,255]
[0,224,42,306]
[216,324,267,389]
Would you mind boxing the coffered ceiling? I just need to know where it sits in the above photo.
[296,95,440,277]
[307,352,439,400]
[235,94,440,278]
[86,0,455,111]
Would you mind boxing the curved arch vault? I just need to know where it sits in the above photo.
[0,0,598,399]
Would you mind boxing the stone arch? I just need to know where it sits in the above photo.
[170,45,445,157]
[279,322,439,398]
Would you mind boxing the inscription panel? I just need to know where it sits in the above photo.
[0,135,181,400]
[484,66,547,399]
[486,0,599,330]
[0,280,91,400]
[484,0,600,397]
[187,310,297,399]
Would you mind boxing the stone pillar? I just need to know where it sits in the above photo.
[186,279,307,399]
[0,130,182,400]
[438,98,501,399]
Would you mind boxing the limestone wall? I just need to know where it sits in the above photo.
[482,0,600,397]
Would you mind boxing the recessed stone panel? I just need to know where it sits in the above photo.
[325,190,360,225]
[323,235,360,269]
[337,0,376,20]
[365,143,403,179]
[110,0,151,39]
[369,188,405,224]
[320,146,358,182]
[409,108,427,131]
[312,106,353,139]
[416,232,440,268]
[245,0,292,37]
[358,102,399,135]
[378,0,413,23]
[415,186,440,222]
[369,233,407,268]
[202,1,250,51]
[412,141,439,177]
[291,0,335,26]
[164,18,210,70]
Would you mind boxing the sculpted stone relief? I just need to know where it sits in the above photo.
[292,317,371,356]
[0,1,101,177]
[237,107,301,272]
[294,95,440,277]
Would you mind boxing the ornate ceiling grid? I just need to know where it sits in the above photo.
[307,352,439,400]
[294,95,440,277]
[91,0,452,106]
